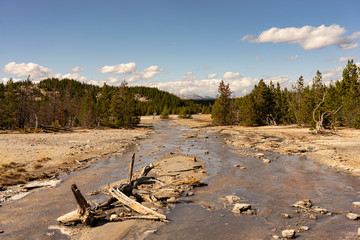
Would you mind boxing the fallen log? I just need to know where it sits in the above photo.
[57,184,94,226]
[109,187,167,221]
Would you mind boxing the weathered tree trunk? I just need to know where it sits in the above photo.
[109,187,167,221]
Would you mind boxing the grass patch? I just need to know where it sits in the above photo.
[37,156,51,162]
[16,167,26,172]
[34,163,43,169]
[2,162,18,169]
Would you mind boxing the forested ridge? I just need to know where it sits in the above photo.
[212,60,360,130]
[1,60,359,131]
[0,78,206,130]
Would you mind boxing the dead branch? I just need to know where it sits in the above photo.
[108,187,167,221]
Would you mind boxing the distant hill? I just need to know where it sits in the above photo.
[176,93,213,100]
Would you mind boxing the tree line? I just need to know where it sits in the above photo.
[0,78,208,130]
[212,60,360,130]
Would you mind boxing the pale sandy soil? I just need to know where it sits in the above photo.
[0,117,155,186]
[172,114,360,176]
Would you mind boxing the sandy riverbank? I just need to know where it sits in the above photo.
[171,114,360,176]
[0,117,158,187]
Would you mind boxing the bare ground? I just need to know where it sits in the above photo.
[171,114,360,176]
[0,118,155,187]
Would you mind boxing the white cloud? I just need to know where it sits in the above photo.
[223,72,242,80]
[144,76,259,97]
[339,56,355,62]
[107,76,119,84]
[287,55,298,61]
[242,24,360,50]
[99,62,137,74]
[143,65,164,79]
[207,73,218,79]
[3,62,54,79]
[1,77,22,84]
[263,76,290,86]
[62,73,88,82]
[356,62,360,68]
[99,62,163,82]
[322,66,344,80]
[185,71,193,75]
[71,66,83,73]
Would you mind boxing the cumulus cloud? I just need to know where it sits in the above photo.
[322,66,344,80]
[99,62,163,82]
[99,62,137,74]
[62,73,88,82]
[71,66,83,73]
[339,56,355,62]
[144,76,259,97]
[207,73,218,79]
[287,55,299,61]
[143,65,164,79]
[263,76,290,86]
[223,72,242,80]
[3,62,54,79]
[242,24,360,50]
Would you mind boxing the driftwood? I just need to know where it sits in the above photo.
[109,187,166,220]
[57,153,207,227]
[57,184,94,226]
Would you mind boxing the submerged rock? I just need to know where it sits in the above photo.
[223,195,243,204]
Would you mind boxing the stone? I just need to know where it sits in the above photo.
[312,207,328,215]
[300,226,309,231]
[256,153,265,158]
[223,195,243,204]
[109,214,118,221]
[272,235,280,239]
[167,197,180,203]
[281,213,291,218]
[262,159,271,163]
[346,212,360,220]
[352,202,360,208]
[204,150,209,154]
[232,203,251,213]
[282,229,295,239]
[358,227,360,236]
[291,199,312,208]
[233,164,240,168]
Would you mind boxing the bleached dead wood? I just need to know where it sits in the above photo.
[109,187,167,221]
[57,184,94,226]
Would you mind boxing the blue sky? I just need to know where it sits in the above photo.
[1,0,359,97]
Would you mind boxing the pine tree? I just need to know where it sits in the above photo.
[211,80,233,125]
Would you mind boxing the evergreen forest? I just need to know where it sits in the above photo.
[0,60,359,131]
[212,60,360,130]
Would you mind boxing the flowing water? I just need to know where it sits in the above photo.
[1,120,360,239]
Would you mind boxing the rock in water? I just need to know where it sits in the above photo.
[232,203,251,213]
[223,195,242,204]
[281,229,295,239]
[291,199,312,208]
[346,212,360,220]
[262,159,271,163]
[352,202,360,208]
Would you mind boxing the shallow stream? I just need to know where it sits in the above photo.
[1,120,360,239]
